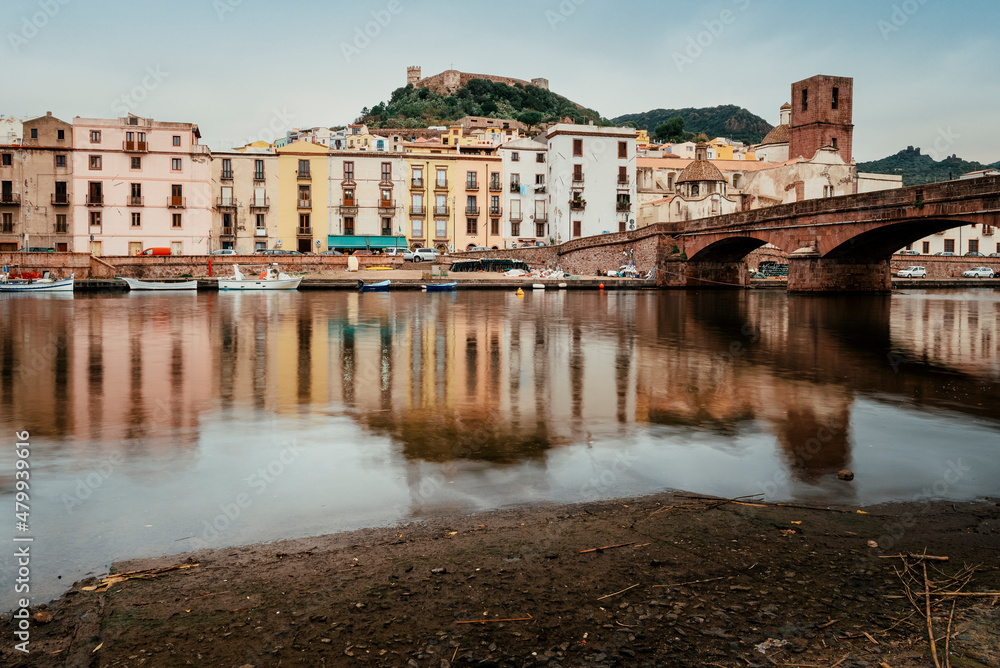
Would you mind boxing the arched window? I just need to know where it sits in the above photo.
[691,184,700,196]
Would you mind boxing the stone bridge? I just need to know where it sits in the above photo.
[665,175,1000,291]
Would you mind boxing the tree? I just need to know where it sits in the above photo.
[517,111,543,130]
[654,116,685,142]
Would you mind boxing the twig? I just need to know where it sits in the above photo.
[579,541,638,554]
[597,583,640,600]
[878,554,949,561]
[931,591,1000,597]
[862,631,879,645]
[451,646,459,662]
[456,613,533,624]
[924,563,941,668]
[652,575,731,588]
[944,598,956,668]
[816,619,840,629]
[830,654,850,668]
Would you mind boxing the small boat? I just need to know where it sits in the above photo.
[358,279,390,292]
[423,282,457,292]
[219,264,302,291]
[0,270,74,293]
[119,276,198,291]
[532,284,546,290]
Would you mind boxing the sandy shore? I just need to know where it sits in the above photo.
[3,491,999,667]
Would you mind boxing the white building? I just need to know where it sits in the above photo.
[498,138,548,248]
[0,116,22,145]
[543,123,637,242]
[327,152,407,251]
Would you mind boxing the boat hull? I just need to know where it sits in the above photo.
[423,282,457,292]
[218,277,302,291]
[0,277,74,292]
[358,279,391,292]
[120,277,198,291]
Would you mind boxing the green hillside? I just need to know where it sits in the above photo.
[857,147,1000,186]
[612,105,773,145]
[361,79,610,130]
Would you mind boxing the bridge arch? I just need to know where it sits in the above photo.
[686,235,772,262]
[823,218,984,260]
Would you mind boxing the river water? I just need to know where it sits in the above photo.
[1,288,999,608]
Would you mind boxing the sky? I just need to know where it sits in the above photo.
[3,0,999,163]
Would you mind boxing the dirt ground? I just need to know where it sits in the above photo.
[3,491,999,668]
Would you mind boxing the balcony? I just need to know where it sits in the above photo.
[465,180,479,191]
[51,193,70,206]
[572,174,585,185]
[616,201,632,212]
[296,170,311,180]
[434,180,449,191]
[510,211,523,222]
[983,225,994,236]
[221,171,234,181]
[510,182,521,193]
[85,194,102,207]
[123,140,148,152]
[216,197,237,209]
[255,228,267,237]
[378,200,396,213]
[249,196,269,210]
[340,202,358,213]
[168,196,186,208]
[569,199,586,210]
[297,227,312,236]
[297,199,311,209]
[410,205,425,216]
[411,178,424,189]
[617,176,631,188]
[535,185,547,194]
[489,180,502,192]
[534,212,548,222]
[379,179,394,188]
[220,227,234,237]
[465,206,481,216]
[489,207,502,217]
[434,206,450,217]
[253,172,265,182]
[128,196,144,207]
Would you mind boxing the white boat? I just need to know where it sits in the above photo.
[218,264,302,291]
[0,271,74,293]
[119,276,198,291]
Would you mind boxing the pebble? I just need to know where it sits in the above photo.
[837,469,855,481]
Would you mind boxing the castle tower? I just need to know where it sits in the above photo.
[788,75,853,162]
[407,66,421,86]
[530,78,550,90]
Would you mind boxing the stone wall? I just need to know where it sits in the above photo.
[788,257,891,292]
[889,255,1000,278]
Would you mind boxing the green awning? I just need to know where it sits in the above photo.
[326,235,407,250]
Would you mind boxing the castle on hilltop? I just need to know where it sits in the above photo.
[406,66,549,97]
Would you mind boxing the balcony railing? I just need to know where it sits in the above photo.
[221,171,233,181]
[535,185,547,194]
[489,180,502,192]
[216,197,237,209]
[253,172,265,182]
[434,206,450,216]
[297,227,312,236]
[409,205,425,215]
[411,178,424,188]
[249,196,269,209]
[51,193,70,206]
[465,181,479,191]
[572,174,585,185]
[85,194,102,207]
[616,201,632,212]
[434,180,449,190]
[168,196,186,208]
[297,199,311,209]
[297,170,311,180]
[378,200,396,211]
[221,227,234,237]
[489,207,502,217]
[617,176,631,187]
[570,199,586,210]
[465,206,481,216]
[534,213,548,222]
[510,211,523,222]
[123,140,148,152]
[510,182,521,193]
[340,202,357,210]
[128,196,144,207]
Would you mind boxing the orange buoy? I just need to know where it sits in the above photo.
[599,283,604,290]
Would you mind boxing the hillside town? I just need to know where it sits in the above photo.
[2,71,997,258]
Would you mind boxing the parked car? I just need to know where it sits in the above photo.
[210,249,238,255]
[468,246,490,252]
[963,251,985,257]
[897,266,926,278]
[988,253,1000,257]
[255,249,288,255]
[962,267,995,278]
[382,248,408,257]
[411,247,439,262]
[137,247,171,256]
[898,250,921,255]
[24,247,55,253]
[934,252,958,256]
[320,249,343,256]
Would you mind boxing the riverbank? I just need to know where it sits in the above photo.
[3,491,999,667]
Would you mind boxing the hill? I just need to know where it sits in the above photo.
[361,79,610,130]
[857,147,1000,186]
[612,105,773,145]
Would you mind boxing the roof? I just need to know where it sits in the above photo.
[758,124,790,146]
[638,156,775,172]
[498,137,547,151]
[676,158,726,183]
[780,103,792,110]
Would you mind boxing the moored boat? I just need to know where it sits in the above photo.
[119,276,198,291]
[0,270,74,293]
[423,282,457,292]
[218,264,302,291]
[358,279,390,292]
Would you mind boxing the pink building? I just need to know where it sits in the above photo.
[72,114,212,256]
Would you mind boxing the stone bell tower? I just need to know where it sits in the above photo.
[407,66,421,86]
[788,75,854,163]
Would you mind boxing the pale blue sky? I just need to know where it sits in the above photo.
[3,0,998,162]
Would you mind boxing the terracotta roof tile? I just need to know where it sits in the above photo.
[676,159,726,184]
[758,124,790,146]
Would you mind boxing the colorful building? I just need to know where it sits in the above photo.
[274,141,329,253]
[210,146,278,254]
[327,152,407,251]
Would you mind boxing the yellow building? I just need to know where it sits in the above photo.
[708,138,734,161]
[404,154,457,251]
[636,129,650,150]
[275,141,329,253]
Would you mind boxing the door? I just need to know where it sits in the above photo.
[56,243,67,252]
[129,241,142,256]
[170,241,182,255]
[90,240,102,255]
[297,238,311,253]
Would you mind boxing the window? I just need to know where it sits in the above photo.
[298,184,311,207]
[510,199,521,220]
[573,220,582,237]
[466,171,478,188]
[436,168,447,188]
[131,212,141,227]
[535,222,545,237]
[411,193,423,213]
[129,182,142,206]
[88,181,102,205]
[969,239,979,254]
[172,135,181,146]
[381,162,392,181]
[172,214,182,228]
[344,216,355,235]
[90,130,101,143]
[343,188,355,205]
[511,221,520,236]
[255,241,267,252]
[618,166,627,184]
[823,185,834,197]
[254,159,264,180]
[412,218,423,237]
[466,219,477,235]
[30,128,38,139]
[510,173,520,190]
[536,153,545,163]
[801,88,808,111]
[297,159,310,178]
[344,161,354,180]
[491,219,500,235]
[299,213,310,233]
[466,195,477,214]
[256,213,265,230]
[57,129,65,140]
[89,155,102,170]
[1,212,12,232]
[55,155,66,168]
[435,194,447,215]
[56,214,67,233]
[54,181,67,203]
[131,156,141,170]
[535,174,545,185]
[89,211,101,227]
[490,195,500,215]
[171,158,182,171]
[922,241,930,254]
[573,164,583,182]
[221,213,233,231]
[1,153,10,166]
[221,159,232,179]
[832,87,839,110]
[411,167,422,186]
[573,139,583,157]
[944,239,955,253]
[511,152,519,162]
[618,141,627,159]
[382,217,392,235]
[831,138,838,149]
[436,219,447,238]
